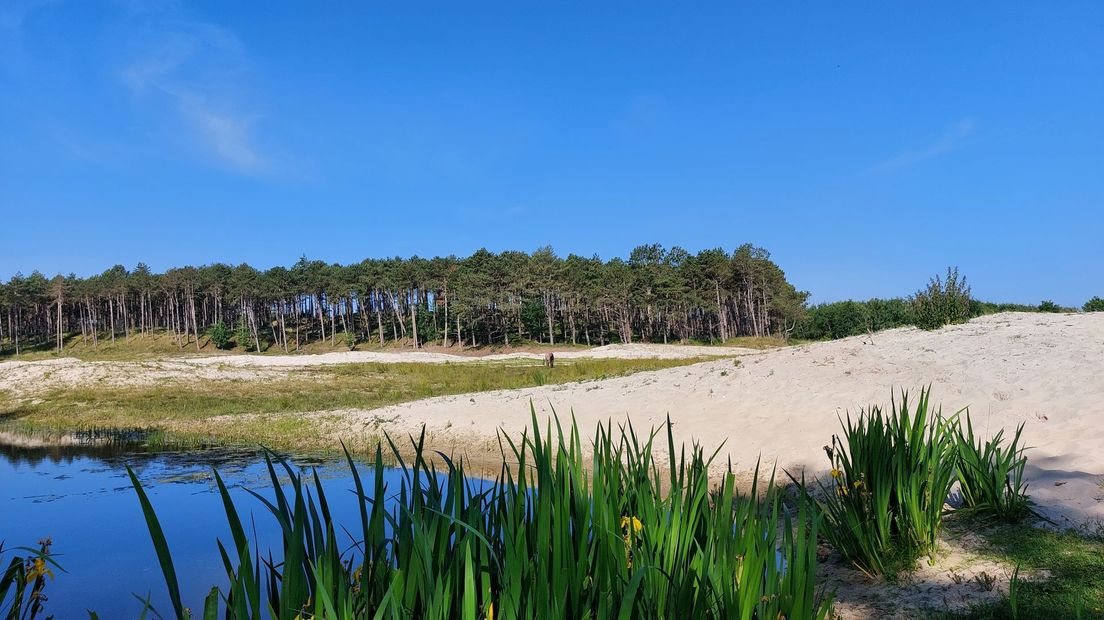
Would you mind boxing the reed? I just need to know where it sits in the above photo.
[955,416,1030,522]
[125,408,833,619]
[805,388,959,577]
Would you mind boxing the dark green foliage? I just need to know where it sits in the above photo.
[802,388,959,577]
[234,319,252,352]
[520,299,546,339]
[1037,300,1064,313]
[865,297,917,331]
[955,415,1030,522]
[912,267,973,330]
[209,320,232,350]
[125,414,833,619]
[414,307,437,343]
[343,330,356,351]
[1084,296,1104,312]
[793,298,915,340]
[1,244,809,354]
[794,300,870,340]
[969,300,1040,316]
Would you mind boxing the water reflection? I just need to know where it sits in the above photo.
[0,427,394,618]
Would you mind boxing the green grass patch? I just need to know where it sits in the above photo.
[938,522,1104,619]
[0,358,706,450]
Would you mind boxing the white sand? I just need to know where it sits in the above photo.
[179,343,752,367]
[326,312,1104,529]
[0,343,743,395]
[4,312,1102,529]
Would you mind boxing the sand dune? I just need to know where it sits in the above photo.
[4,312,1101,528]
[327,312,1104,529]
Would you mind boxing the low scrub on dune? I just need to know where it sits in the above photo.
[1082,296,1104,312]
[792,298,916,340]
[120,412,833,619]
[911,267,973,331]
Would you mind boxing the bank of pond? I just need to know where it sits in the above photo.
[2,391,1048,618]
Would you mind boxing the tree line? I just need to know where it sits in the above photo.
[0,244,809,355]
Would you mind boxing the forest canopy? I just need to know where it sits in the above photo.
[0,244,809,354]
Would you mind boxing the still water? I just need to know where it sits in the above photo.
[1,431,414,619]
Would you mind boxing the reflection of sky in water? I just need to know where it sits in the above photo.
[1,434,424,619]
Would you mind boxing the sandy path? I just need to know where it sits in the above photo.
[326,312,1104,529]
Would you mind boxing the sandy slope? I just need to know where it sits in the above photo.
[326,312,1104,529]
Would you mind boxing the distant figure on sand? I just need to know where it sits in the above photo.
[545,352,555,368]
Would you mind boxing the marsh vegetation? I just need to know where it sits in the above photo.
[4,391,1102,618]
[0,357,705,450]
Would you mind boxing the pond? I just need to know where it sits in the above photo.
[1,430,419,619]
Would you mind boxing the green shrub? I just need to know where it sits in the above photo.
[804,388,959,577]
[955,415,1030,522]
[209,320,232,350]
[1083,296,1104,312]
[1037,300,1063,313]
[126,412,834,619]
[234,319,252,351]
[793,298,915,341]
[912,267,972,330]
[969,300,1039,316]
[865,298,917,332]
[794,300,870,340]
[344,330,357,351]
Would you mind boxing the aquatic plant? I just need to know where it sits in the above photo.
[1,538,59,620]
[126,409,833,619]
[955,416,1030,522]
[803,388,960,577]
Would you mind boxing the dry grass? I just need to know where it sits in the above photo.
[0,357,705,451]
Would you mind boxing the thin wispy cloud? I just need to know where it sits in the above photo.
[871,118,978,173]
[118,6,269,174]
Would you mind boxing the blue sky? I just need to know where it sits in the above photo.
[1,1,1101,305]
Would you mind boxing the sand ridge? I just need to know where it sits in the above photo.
[325,312,1104,530]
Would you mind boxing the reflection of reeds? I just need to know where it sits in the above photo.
[0,423,218,467]
[127,407,833,619]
